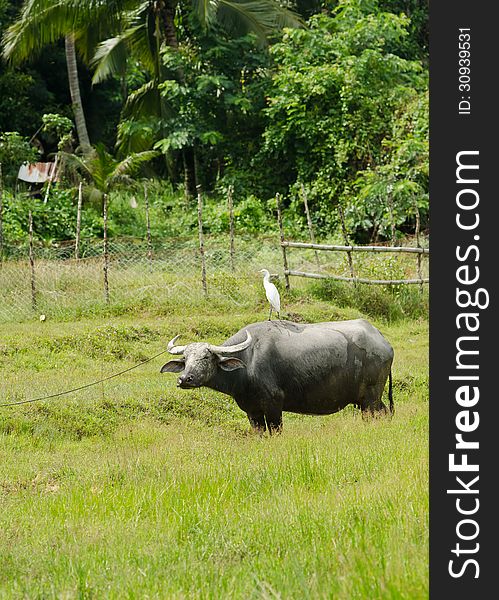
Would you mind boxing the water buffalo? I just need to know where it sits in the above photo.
[160,319,394,433]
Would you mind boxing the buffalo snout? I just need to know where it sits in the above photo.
[177,374,195,388]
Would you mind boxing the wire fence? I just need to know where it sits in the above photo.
[0,180,430,323]
[0,230,429,323]
[0,236,283,322]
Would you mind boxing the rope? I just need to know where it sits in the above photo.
[0,348,169,408]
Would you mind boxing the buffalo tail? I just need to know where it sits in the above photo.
[389,369,394,415]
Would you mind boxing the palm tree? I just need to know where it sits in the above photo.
[91,1,302,193]
[2,0,301,180]
[64,33,90,149]
[66,142,157,200]
[92,0,302,79]
[65,142,157,302]
[91,1,302,110]
[1,0,134,150]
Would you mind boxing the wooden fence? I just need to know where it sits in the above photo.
[274,191,429,290]
[279,241,429,288]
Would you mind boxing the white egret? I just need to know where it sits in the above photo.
[259,269,281,320]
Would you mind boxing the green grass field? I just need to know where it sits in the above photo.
[0,289,428,599]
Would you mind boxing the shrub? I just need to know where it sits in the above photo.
[310,278,427,322]
[0,131,39,187]
[0,188,103,246]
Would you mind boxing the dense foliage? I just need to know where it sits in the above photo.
[262,5,427,235]
[0,0,428,244]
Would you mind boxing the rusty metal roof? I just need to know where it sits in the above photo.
[17,162,58,183]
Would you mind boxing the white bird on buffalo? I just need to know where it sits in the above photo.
[259,269,281,320]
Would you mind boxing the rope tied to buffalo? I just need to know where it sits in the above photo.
[0,348,169,408]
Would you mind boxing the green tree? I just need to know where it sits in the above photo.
[2,0,301,166]
[348,89,428,241]
[0,0,58,138]
[150,30,271,191]
[262,0,426,234]
[41,113,74,150]
[1,0,110,148]
[90,1,302,193]
[377,0,428,62]
[0,131,39,186]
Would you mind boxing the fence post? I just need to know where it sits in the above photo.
[415,202,423,294]
[75,181,83,260]
[197,185,208,296]
[103,193,110,304]
[28,211,37,311]
[144,182,152,269]
[0,162,3,263]
[44,153,58,204]
[276,192,290,290]
[388,184,396,246]
[301,183,320,269]
[337,204,356,285]
[228,184,235,272]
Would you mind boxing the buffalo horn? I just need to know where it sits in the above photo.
[209,331,252,355]
[167,335,186,355]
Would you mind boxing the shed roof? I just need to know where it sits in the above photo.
[18,162,58,183]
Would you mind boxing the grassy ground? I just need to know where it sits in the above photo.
[0,293,428,599]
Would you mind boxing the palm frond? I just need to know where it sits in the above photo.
[198,0,303,43]
[63,144,118,192]
[91,13,159,84]
[91,35,129,84]
[62,150,95,182]
[124,80,161,119]
[192,0,220,29]
[122,21,158,77]
[71,0,132,63]
[2,0,134,64]
[111,150,158,181]
[2,0,80,63]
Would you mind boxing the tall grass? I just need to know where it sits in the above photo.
[0,288,428,598]
[0,414,427,599]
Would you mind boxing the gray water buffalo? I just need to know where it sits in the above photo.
[160,319,394,433]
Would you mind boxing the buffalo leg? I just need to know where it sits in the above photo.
[265,411,283,435]
[361,384,389,418]
[247,411,266,434]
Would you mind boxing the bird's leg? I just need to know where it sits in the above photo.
[268,307,273,321]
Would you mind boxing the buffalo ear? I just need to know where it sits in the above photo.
[217,356,246,371]
[160,360,185,373]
